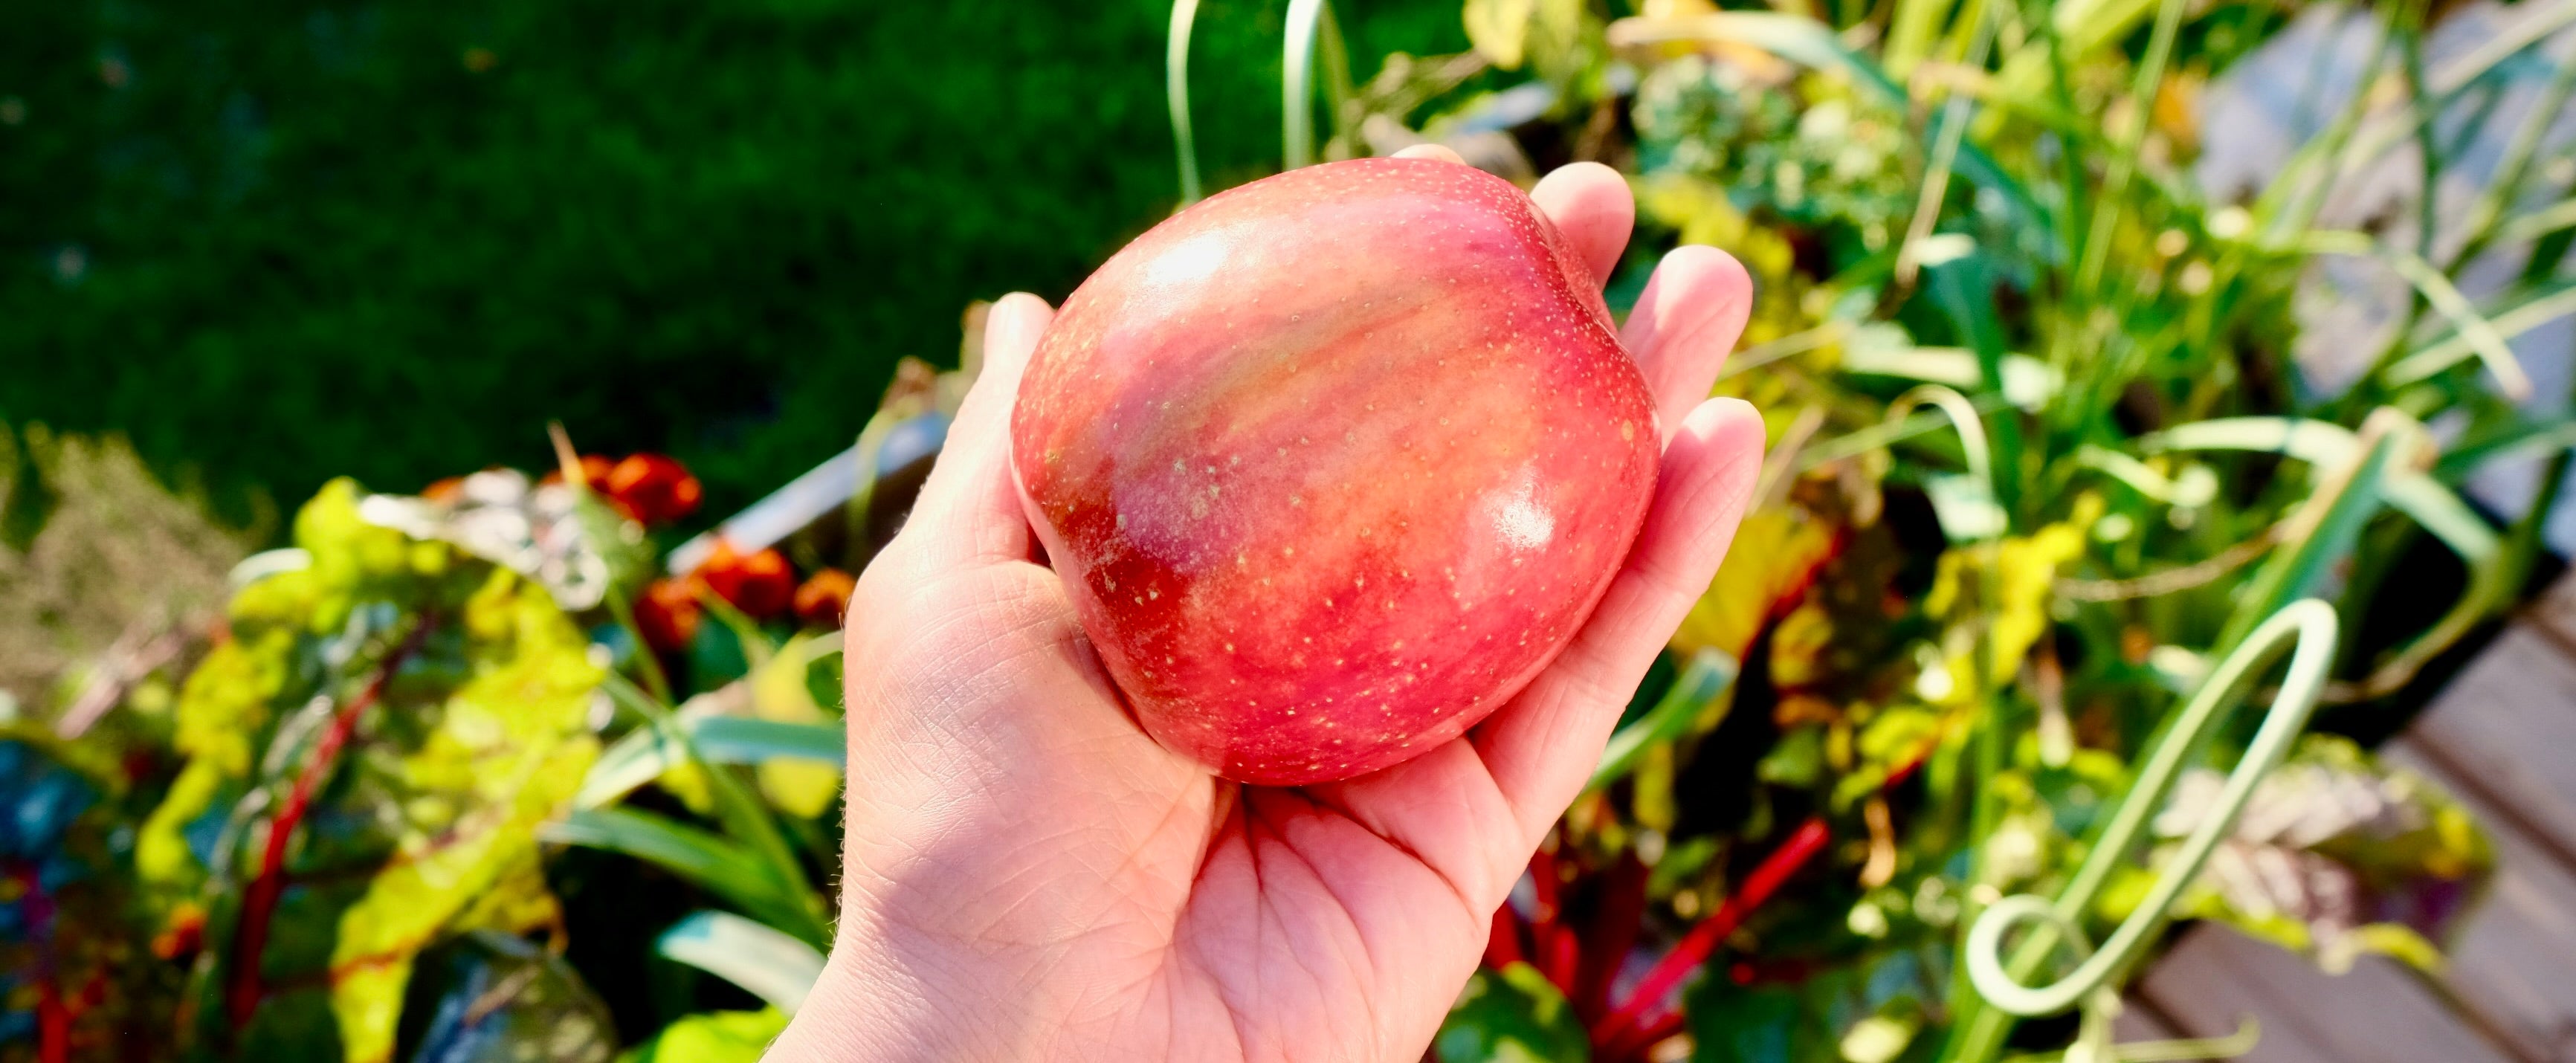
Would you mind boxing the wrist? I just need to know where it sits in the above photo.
[770,895,1082,1063]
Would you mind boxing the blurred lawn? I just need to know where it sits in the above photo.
[0,0,1465,530]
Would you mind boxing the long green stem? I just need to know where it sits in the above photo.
[2446,49,2576,272]
[1284,0,1330,168]
[2073,0,2187,299]
[601,673,827,934]
[1950,601,2340,1061]
[1895,0,1997,288]
[1168,0,1204,204]
[605,583,675,706]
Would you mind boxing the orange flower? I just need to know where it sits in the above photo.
[699,540,795,619]
[794,568,856,629]
[634,577,703,653]
[603,453,703,525]
[420,476,468,503]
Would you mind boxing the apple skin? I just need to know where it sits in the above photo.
[1010,158,1659,786]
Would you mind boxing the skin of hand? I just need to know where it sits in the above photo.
[769,149,1764,1063]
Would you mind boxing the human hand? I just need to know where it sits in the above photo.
[769,151,1763,1062]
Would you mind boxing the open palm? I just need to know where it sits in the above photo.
[771,154,1763,1063]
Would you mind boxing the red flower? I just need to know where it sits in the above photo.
[603,453,703,525]
[794,568,856,629]
[698,540,795,620]
[634,577,703,653]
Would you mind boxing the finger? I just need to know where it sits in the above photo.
[1471,398,1765,841]
[1529,162,1633,289]
[894,292,1055,567]
[1394,143,1467,164]
[1620,245,1755,443]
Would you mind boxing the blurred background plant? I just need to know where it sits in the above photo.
[0,0,1470,529]
[5,0,2576,1057]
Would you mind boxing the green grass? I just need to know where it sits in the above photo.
[0,0,1466,530]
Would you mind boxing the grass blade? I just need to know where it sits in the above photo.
[2340,0,2576,169]
[575,717,845,810]
[2293,231,2535,400]
[1609,12,1902,100]
[601,673,830,938]
[2218,423,2396,650]
[2447,48,2576,268]
[543,808,829,947]
[2389,281,2576,387]
[1882,0,1955,77]
[1587,650,1738,792]
[1895,0,1996,288]
[2499,197,2576,244]
[576,726,685,810]
[657,910,827,1015]
[1800,392,2014,471]
[2073,0,2189,297]
[2143,416,2359,464]
[695,717,846,768]
[2436,413,2576,477]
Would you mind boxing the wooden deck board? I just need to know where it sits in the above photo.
[2395,626,2576,867]
[2130,575,2576,1063]
[2520,570,2576,653]
[2108,1001,2209,1059]
[2138,922,2516,1063]
[2386,740,2576,1062]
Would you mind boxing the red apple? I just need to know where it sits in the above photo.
[1011,158,1659,785]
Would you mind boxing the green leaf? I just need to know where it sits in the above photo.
[616,1008,790,1063]
[597,673,831,945]
[1683,980,1807,1063]
[656,911,826,1015]
[698,717,845,768]
[575,717,844,810]
[2499,196,2576,244]
[540,808,827,947]
[398,931,618,1063]
[577,726,685,810]
[1436,963,1591,1062]
[2217,429,2393,650]
[2436,413,2576,479]
[1589,650,1736,792]
[330,566,609,1060]
[747,633,844,818]
[1604,12,2043,234]
[2142,412,2506,664]
[2143,416,2359,465]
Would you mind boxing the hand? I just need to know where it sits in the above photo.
[769,152,1764,1062]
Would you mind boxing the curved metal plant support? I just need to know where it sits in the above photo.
[1956,599,2340,1056]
